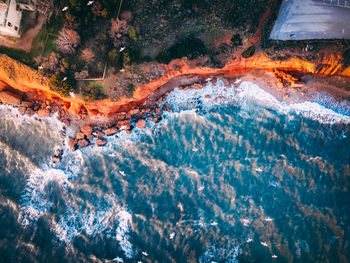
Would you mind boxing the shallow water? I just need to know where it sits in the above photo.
[0,81,349,263]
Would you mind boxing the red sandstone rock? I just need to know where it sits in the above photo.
[18,107,26,115]
[117,120,131,130]
[77,139,89,148]
[21,101,33,107]
[105,127,118,136]
[68,138,77,148]
[162,102,171,111]
[86,134,94,140]
[81,125,93,135]
[76,132,85,140]
[193,83,202,90]
[37,108,50,118]
[155,107,163,116]
[63,119,70,126]
[97,130,105,137]
[52,155,62,163]
[55,149,63,156]
[26,108,34,116]
[135,119,147,129]
[0,90,22,105]
[115,112,127,120]
[130,108,140,115]
[95,137,107,147]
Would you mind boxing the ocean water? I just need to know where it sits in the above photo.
[0,80,349,263]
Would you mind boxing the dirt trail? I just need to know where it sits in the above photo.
[250,0,278,46]
[0,14,46,52]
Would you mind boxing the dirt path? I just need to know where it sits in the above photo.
[0,14,46,52]
[250,0,278,46]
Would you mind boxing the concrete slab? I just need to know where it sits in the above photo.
[270,0,350,40]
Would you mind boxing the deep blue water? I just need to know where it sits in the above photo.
[0,81,349,263]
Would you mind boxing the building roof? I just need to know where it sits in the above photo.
[0,0,8,26]
[270,0,350,40]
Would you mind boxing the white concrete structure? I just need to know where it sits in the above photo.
[0,0,35,38]
[270,0,350,40]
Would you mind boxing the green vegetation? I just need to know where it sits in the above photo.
[242,45,256,58]
[83,84,108,101]
[343,48,350,68]
[128,27,137,41]
[48,73,75,97]
[0,46,36,66]
[156,36,206,64]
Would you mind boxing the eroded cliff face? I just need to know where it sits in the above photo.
[0,52,349,118]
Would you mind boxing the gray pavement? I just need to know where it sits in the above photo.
[270,0,350,40]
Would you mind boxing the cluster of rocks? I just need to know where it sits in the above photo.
[67,102,171,153]
[0,89,71,125]
[52,149,63,163]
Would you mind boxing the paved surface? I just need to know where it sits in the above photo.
[270,0,350,40]
[0,14,46,52]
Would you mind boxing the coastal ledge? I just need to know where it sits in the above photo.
[0,51,350,160]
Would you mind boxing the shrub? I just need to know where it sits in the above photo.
[48,74,74,97]
[83,85,108,101]
[242,45,256,58]
[128,26,137,41]
[56,28,80,54]
[109,18,129,48]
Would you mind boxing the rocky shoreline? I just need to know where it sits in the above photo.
[1,51,350,163]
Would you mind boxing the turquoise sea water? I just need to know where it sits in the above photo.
[0,81,349,262]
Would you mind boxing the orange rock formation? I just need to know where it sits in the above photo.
[0,52,349,118]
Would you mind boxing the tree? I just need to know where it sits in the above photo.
[42,52,60,73]
[56,28,80,54]
[109,18,129,47]
[48,74,74,97]
[81,48,95,62]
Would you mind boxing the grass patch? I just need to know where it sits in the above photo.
[0,46,36,66]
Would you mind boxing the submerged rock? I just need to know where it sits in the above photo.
[135,119,147,129]
[95,137,107,147]
[162,102,171,111]
[105,127,118,136]
[81,125,93,135]
[17,107,26,115]
[51,155,62,163]
[77,139,89,148]
[37,108,50,118]
[117,120,131,130]
[0,90,22,105]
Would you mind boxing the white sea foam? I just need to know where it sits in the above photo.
[199,242,242,263]
[165,80,350,125]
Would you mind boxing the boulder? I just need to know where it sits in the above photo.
[68,138,78,151]
[95,137,107,147]
[76,132,85,140]
[105,127,118,136]
[81,125,93,135]
[21,101,33,107]
[77,139,89,148]
[155,107,163,116]
[55,148,63,156]
[97,130,105,137]
[26,108,34,116]
[129,108,140,115]
[117,120,131,130]
[135,119,147,129]
[0,90,22,105]
[162,102,171,111]
[86,134,94,140]
[37,108,50,118]
[52,155,62,163]
[18,107,26,115]
[115,112,127,120]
